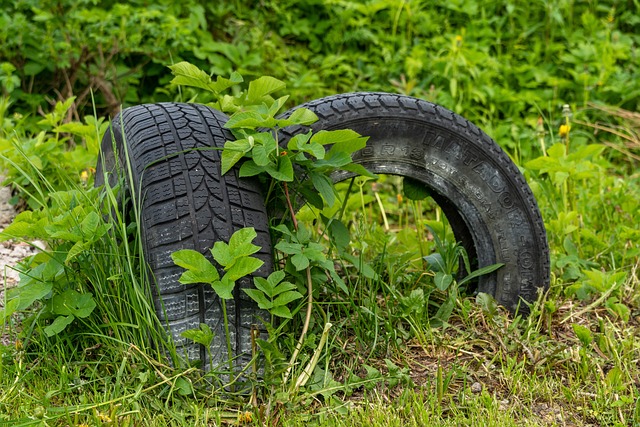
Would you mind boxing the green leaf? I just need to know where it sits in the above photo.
[340,163,378,179]
[44,315,75,337]
[270,305,294,319]
[432,297,455,326]
[266,270,287,288]
[476,292,498,317]
[221,147,248,175]
[310,172,336,208]
[340,253,378,280]
[0,299,20,322]
[326,218,350,252]
[273,290,304,306]
[572,323,592,346]
[174,377,194,397]
[424,253,446,272]
[313,152,352,169]
[211,240,233,268]
[275,241,302,255]
[291,253,309,271]
[277,108,318,127]
[314,130,366,154]
[172,250,219,284]
[228,227,261,257]
[226,111,275,129]
[403,177,431,201]
[80,211,101,236]
[435,272,453,291]
[11,281,53,311]
[247,76,286,103]
[169,62,242,93]
[181,323,214,347]
[287,132,313,151]
[458,263,504,286]
[212,277,235,300]
[264,156,294,181]
[251,143,274,167]
[239,160,263,177]
[224,257,264,282]
[51,289,96,318]
[244,288,273,309]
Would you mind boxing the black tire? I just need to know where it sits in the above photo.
[279,93,550,314]
[95,102,271,370]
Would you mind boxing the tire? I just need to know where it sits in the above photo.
[95,102,271,370]
[278,93,550,314]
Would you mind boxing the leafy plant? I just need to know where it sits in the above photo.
[172,227,264,372]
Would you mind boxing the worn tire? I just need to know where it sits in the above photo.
[95,102,271,370]
[279,93,550,314]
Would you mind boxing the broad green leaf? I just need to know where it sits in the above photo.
[247,76,286,103]
[44,314,75,337]
[211,277,235,300]
[226,111,275,129]
[277,108,318,127]
[243,288,273,309]
[252,143,273,167]
[228,227,258,250]
[476,292,498,317]
[169,62,242,93]
[174,377,194,397]
[172,249,219,284]
[434,272,453,291]
[313,129,364,151]
[572,323,592,346]
[270,305,293,319]
[265,156,294,181]
[286,132,313,151]
[310,172,336,208]
[221,147,247,175]
[80,211,101,236]
[224,257,264,282]
[424,253,446,272]
[0,298,20,321]
[272,281,297,295]
[403,177,431,201]
[10,279,53,311]
[268,95,290,116]
[181,323,214,347]
[65,241,87,263]
[326,218,350,252]
[291,253,309,271]
[266,270,286,288]
[341,253,377,280]
[273,290,304,307]
[432,297,455,326]
[313,151,352,169]
[51,289,96,318]
[239,160,263,177]
[340,163,378,179]
[212,240,233,268]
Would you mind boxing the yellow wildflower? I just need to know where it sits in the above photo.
[559,124,571,138]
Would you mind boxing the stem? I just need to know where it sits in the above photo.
[221,299,234,376]
[283,181,298,231]
[283,265,314,384]
[281,180,314,384]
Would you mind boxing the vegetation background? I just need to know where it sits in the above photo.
[0,0,638,425]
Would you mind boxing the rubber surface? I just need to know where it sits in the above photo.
[95,103,271,370]
[279,93,550,314]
